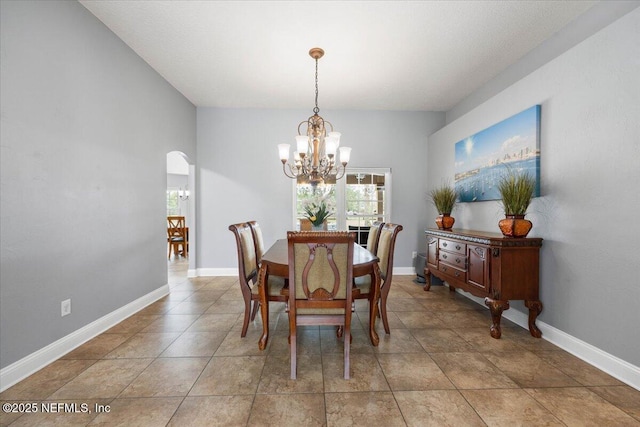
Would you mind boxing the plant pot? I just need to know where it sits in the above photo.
[301,219,327,231]
[435,214,455,230]
[498,214,532,238]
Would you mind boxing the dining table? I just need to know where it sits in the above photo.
[257,238,381,350]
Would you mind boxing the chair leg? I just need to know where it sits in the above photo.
[368,293,378,334]
[380,288,390,334]
[241,297,251,338]
[344,318,351,380]
[289,315,297,379]
[250,299,259,321]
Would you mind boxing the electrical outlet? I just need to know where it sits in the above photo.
[412,251,417,259]
[61,299,71,317]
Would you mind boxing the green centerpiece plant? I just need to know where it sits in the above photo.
[303,195,333,230]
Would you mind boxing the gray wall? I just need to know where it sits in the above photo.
[446,1,640,124]
[427,9,640,365]
[196,108,445,272]
[0,1,196,368]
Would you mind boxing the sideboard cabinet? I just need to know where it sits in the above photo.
[424,228,543,339]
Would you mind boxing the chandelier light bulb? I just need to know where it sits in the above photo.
[328,132,341,147]
[325,138,337,157]
[295,135,308,155]
[339,147,351,164]
[278,144,291,162]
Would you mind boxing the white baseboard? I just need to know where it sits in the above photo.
[0,285,170,392]
[197,268,238,276]
[452,287,640,391]
[187,269,198,278]
[393,267,416,275]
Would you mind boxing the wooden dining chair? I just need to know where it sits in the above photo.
[350,221,384,336]
[366,221,385,255]
[229,222,286,337]
[354,223,403,334]
[167,216,188,259]
[287,231,355,379]
[247,220,265,266]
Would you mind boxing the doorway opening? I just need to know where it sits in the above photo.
[167,151,195,279]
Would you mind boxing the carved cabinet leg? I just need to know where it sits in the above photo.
[525,300,543,338]
[423,267,431,291]
[484,297,510,339]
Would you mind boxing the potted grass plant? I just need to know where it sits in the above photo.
[429,183,458,230]
[497,169,536,237]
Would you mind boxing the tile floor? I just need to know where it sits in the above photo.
[1,259,639,426]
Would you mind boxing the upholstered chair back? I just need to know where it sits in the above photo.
[366,221,385,254]
[229,222,257,283]
[248,220,265,265]
[377,223,403,280]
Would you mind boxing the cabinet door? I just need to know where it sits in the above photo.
[467,245,489,291]
[426,236,438,267]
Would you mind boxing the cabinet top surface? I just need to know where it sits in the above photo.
[425,228,542,246]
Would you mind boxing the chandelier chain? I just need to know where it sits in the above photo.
[313,58,319,114]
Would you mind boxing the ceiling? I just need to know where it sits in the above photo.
[79,1,597,112]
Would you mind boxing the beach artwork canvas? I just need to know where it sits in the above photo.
[454,105,541,203]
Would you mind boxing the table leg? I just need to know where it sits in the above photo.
[368,266,381,347]
[484,297,509,339]
[258,264,269,351]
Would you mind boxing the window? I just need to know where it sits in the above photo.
[293,168,391,245]
[345,170,389,245]
[167,188,181,216]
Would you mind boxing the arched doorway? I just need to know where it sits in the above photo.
[167,151,196,278]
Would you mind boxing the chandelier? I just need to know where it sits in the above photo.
[278,48,351,186]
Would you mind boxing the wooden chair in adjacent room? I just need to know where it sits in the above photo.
[229,222,286,337]
[354,223,403,334]
[167,215,188,259]
[287,231,355,379]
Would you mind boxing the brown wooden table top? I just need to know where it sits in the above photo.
[261,239,379,276]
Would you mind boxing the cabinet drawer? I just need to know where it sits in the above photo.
[438,251,467,269]
[439,239,466,255]
[438,263,466,281]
